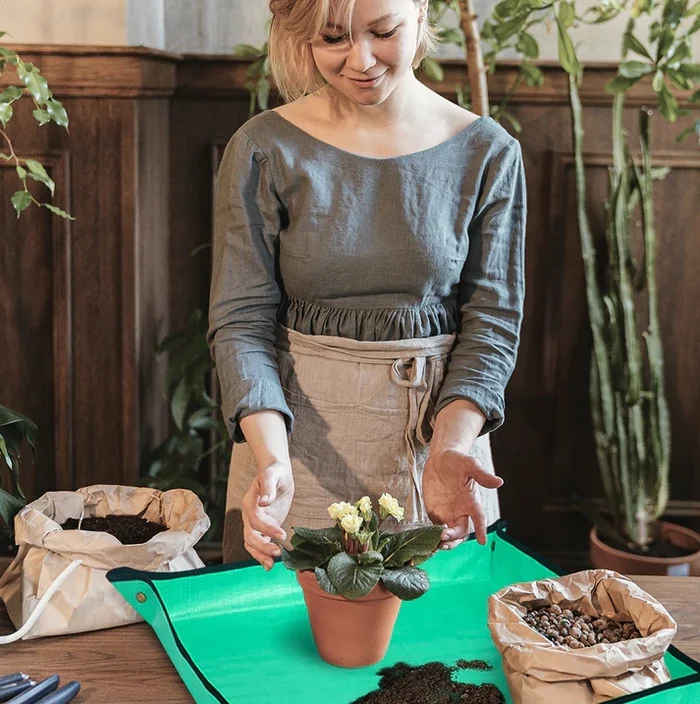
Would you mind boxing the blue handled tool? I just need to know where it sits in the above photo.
[33,682,80,704]
[0,682,34,703]
[0,678,27,690]
[6,676,59,704]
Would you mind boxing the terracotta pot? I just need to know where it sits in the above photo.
[590,521,700,576]
[296,569,401,668]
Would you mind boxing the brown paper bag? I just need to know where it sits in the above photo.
[488,569,677,704]
[0,484,210,640]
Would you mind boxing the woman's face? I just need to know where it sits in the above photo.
[310,0,425,106]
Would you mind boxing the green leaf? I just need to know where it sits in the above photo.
[652,69,665,92]
[46,99,69,129]
[278,544,329,571]
[314,567,339,595]
[327,552,382,599]
[0,487,26,526]
[380,526,443,568]
[516,32,539,59]
[493,12,529,42]
[256,78,269,111]
[667,69,694,90]
[605,75,640,94]
[657,82,679,121]
[0,85,23,103]
[0,436,13,470]
[0,153,11,160]
[0,406,38,454]
[675,119,700,144]
[43,203,75,220]
[559,1,576,28]
[619,61,654,79]
[556,15,581,76]
[677,63,700,79]
[420,56,444,82]
[33,108,51,126]
[690,89,700,104]
[519,63,544,87]
[232,44,263,57]
[0,47,17,59]
[656,26,675,62]
[16,165,26,180]
[381,566,430,601]
[358,550,384,566]
[25,159,55,195]
[11,190,31,216]
[171,377,189,430]
[0,102,13,127]
[500,110,523,134]
[18,63,51,103]
[623,30,653,61]
[291,526,343,547]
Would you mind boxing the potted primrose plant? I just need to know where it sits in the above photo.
[276,494,443,668]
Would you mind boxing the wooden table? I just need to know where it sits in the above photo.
[0,577,698,703]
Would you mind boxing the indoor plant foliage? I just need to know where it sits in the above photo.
[481,0,700,559]
[278,494,443,600]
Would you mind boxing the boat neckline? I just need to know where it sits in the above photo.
[266,109,488,162]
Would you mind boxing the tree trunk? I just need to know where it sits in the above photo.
[458,0,489,116]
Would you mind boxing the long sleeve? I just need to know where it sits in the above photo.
[435,139,527,434]
[207,129,294,444]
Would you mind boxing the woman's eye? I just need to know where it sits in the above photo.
[374,27,399,39]
[322,34,347,44]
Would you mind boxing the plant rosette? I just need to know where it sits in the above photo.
[276,494,443,668]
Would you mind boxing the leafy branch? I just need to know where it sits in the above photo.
[0,36,73,219]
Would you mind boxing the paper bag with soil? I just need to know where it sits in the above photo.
[488,569,677,704]
[0,484,210,639]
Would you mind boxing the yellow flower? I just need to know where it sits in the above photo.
[378,493,404,521]
[327,501,357,521]
[356,496,373,520]
[340,512,364,536]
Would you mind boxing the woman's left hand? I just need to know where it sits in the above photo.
[423,446,503,549]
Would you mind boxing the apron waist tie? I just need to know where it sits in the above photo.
[390,355,441,524]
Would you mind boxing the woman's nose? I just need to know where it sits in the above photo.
[344,38,377,74]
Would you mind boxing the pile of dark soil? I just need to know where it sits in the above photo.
[351,659,505,704]
[61,515,166,545]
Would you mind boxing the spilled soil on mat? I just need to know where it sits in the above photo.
[351,659,505,704]
[61,515,166,544]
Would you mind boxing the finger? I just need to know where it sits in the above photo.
[258,467,282,506]
[441,516,470,542]
[245,542,276,571]
[470,499,488,545]
[248,510,287,541]
[470,465,504,490]
[245,529,282,559]
[242,492,287,540]
[441,516,471,549]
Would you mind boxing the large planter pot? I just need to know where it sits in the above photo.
[296,569,401,668]
[590,521,700,576]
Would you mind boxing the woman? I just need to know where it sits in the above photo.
[207,0,527,567]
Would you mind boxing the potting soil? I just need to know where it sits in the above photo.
[106,521,700,704]
[61,514,166,544]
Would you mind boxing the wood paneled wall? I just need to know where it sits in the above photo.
[1,46,698,561]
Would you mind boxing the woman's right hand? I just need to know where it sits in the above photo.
[241,460,295,570]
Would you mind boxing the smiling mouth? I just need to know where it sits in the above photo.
[346,72,386,84]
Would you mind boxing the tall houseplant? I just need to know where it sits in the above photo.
[482,0,700,568]
[1,39,72,550]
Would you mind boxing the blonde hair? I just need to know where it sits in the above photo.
[269,0,437,103]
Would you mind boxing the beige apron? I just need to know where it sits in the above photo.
[223,324,500,563]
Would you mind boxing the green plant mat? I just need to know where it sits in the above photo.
[106,521,700,703]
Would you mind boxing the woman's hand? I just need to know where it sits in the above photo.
[423,446,503,549]
[241,460,295,571]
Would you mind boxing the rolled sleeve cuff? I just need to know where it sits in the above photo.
[435,382,505,435]
[224,378,294,444]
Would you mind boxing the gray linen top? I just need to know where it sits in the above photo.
[207,110,527,444]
